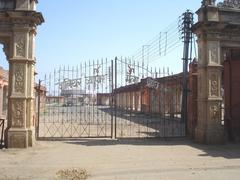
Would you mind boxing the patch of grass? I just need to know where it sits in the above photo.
[56,168,89,180]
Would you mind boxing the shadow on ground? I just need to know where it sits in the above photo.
[61,138,240,159]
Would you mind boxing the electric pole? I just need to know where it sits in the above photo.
[180,10,194,127]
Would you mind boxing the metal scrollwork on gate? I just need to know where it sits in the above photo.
[93,65,101,75]
[59,78,82,90]
[85,75,105,85]
[126,75,139,84]
[85,65,106,85]
[126,65,139,84]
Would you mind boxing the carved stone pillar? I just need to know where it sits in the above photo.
[0,0,44,148]
[193,1,240,144]
[193,5,225,144]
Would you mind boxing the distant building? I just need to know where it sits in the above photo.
[60,89,87,105]
[97,93,111,106]
[46,96,64,104]
[35,84,47,110]
[114,74,183,117]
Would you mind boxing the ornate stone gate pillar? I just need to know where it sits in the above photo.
[193,0,240,144]
[0,0,44,148]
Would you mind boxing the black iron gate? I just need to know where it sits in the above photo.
[36,58,185,139]
[37,59,113,138]
[113,57,185,138]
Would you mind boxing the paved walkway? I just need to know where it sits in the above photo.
[0,139,240,180]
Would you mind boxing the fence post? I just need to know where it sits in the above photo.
[111,60,114,139]
[36,80,41,139]
[0,119,4,147]
[114,57,117,139]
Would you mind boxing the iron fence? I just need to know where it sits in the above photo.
[36,58,186,139]
[37,59,113,138]
[113,57,185,138]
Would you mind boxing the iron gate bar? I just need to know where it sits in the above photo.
[114,57,117,139]
[0,118,5,147]
[36,79,41,139]
[111,60,114,138]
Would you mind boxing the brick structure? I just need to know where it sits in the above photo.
[97,93,111,106]
[114,74,183,117]
[115,83,142,112]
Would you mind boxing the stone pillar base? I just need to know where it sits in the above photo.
[7,128,29,148]
[27,128,36,147]
[195,127,225,144]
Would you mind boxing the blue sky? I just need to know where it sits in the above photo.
[1,0,202,79]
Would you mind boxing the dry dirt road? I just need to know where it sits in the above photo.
[0,139,240,180]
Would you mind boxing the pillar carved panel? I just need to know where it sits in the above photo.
[208,71,220,98]
[209,103,221,122]
[11,100,25,128]
[13,63,25,95]
[14,33,27,58]
[208,41,220,65]
[207,101,222,131]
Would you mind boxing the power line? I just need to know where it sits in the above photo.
[131,17,182,66]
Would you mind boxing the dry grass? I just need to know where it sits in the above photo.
[56,168,89,180]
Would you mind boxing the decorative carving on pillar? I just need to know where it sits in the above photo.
[208,42,219,64]
[14,64,25,93]
[218,0,240,8]
[210,104,220,121]
[210,73,218,97]
[12,100,24,128]
[15,35,25,57]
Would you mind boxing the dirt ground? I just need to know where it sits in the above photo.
[0,138,240,180]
